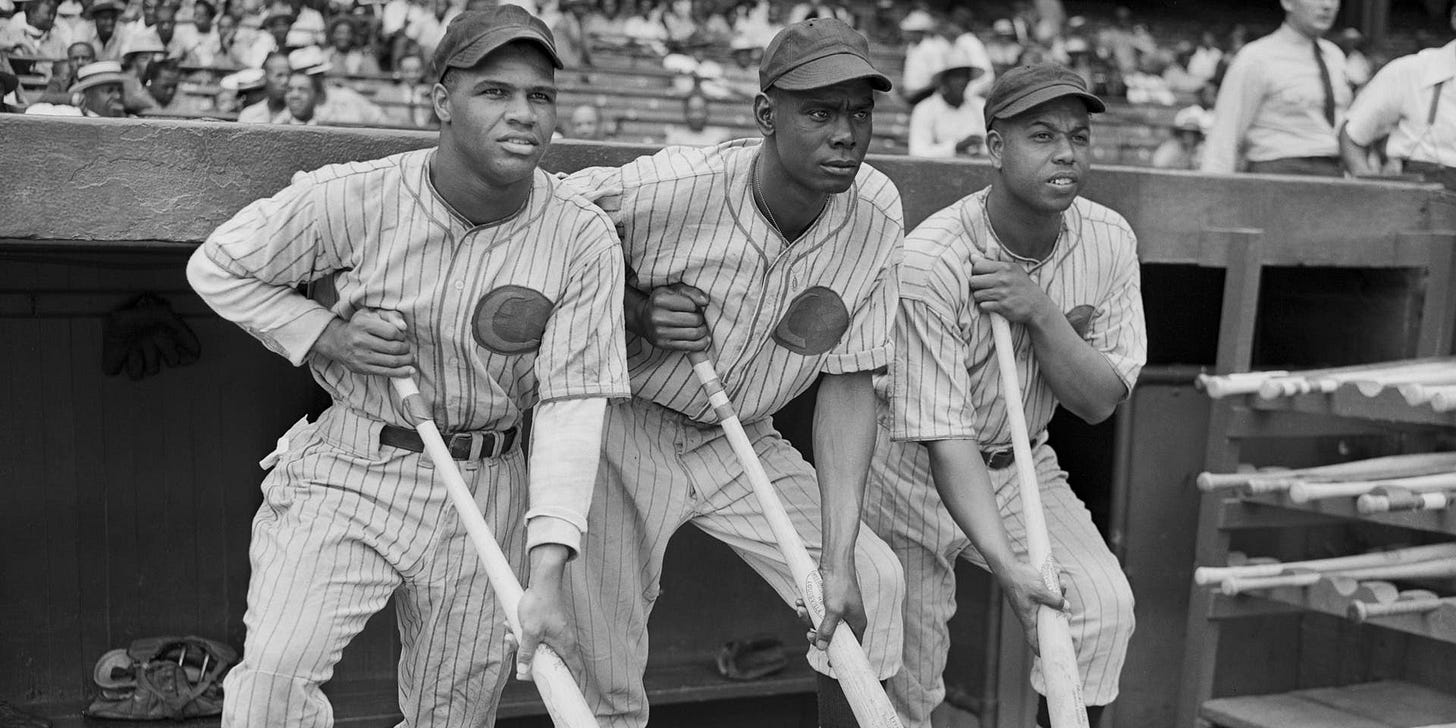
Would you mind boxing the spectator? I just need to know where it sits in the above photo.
[621,0,667,54]
[181,0,222,64]
[119,24,162,79]
[949,6,994,99]
[1032,0,1064,43]
[236,47,285,119]
[212,10,250,66]
[1336,27,1371,90]
[81,0,128,59]
[322,16,380,75]
[152,3,183,57]
[289,43,384,124]
[25,57,127,114]
[239,0,292,67]
[146,57,206,112]
[1341,4,1456,188]
[11,0,73,62]
[1096,6,1141,76]
[985,18,1021,69]
[66,36,92,65]
[376,49,432,127]
[1163,41,1207,94]
[899,8,948,105]
[584,0,625,40]
[118,0,158,40]
[1124,51,1175,105]
[277,0,324,45]
[658,0,693,48]
[730,0,774,48]
[1188,30,1222,82]
[1201,0,1348,175]
[787,0,850,26]
[551,0,591,69]
[721,33,758,98]
[1152,105,1208,169]
[0,52,20,110]
[564,102,606,139]
[215,64,264,110]
[275,65,317,122]
[663,91,730,145]
[35,56,72,99]
[907,46,986,159]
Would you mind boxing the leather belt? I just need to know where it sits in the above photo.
[380,424,519,460]
[981,447,1016,470]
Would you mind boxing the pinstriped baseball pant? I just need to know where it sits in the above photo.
[863,425,1134,728]
[566,400,906,728]
[222,406,523,728]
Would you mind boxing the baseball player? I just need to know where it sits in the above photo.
[863,64,1145,728]
[186,7,629,727]
[560,18,906,728]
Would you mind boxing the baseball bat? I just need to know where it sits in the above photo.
[1357,488,1455,514]
[390,377,599,728]
[685,351,903,728]
[1194,543,1456,586]
[1197,370,1289,399]
[1195,452,1456,493]
[1255,360,1454,400]
[1349,591,1451,622]
[987,314,1088,728]
[1288,472,1456,504]
[1352,368,1456,398]
[1221,558,1456,596]
[1431,386,1456,412]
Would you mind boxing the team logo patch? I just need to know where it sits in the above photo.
[772,286,850,356]
[1066,304,1096,339]
[472,285,555,354]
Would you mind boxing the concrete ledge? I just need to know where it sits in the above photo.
[2,115,1450,257]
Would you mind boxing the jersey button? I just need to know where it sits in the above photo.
[453,281,465,291]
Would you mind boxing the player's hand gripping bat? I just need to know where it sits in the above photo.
[685,350,904,728]
[987,313,1089,728]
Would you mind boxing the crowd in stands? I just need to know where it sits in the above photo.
[0,0,1450,172]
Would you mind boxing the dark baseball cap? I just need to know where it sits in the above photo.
[984,63,1105,128]
[759,18,892,93]
[432,5,562,83]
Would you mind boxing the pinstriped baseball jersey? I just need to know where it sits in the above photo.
[197,148,631,432]
[565,139,903,425]
[884,186,1145,446]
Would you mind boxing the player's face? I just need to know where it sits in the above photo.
[988,96,1091,214]
[1282,0,1338,36]
[765,78,874,195]
[437,42,557,189]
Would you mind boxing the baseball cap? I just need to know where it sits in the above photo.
[432,6,562,83]
[220,67,266,92]
[983,63,1105,128]
[288,45,331,75]
[759,18,891,93]
[899,9,934,32]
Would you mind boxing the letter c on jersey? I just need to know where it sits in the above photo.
[472,285,555,354]
[772,286,849,356]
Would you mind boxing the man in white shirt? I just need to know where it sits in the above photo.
[908,47,987,159]
[899,8,948,106]
[1340,4,1456,189]
[1201,0,1349,175]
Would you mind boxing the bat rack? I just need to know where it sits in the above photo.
[1174,226,1456,728]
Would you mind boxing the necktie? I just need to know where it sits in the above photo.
[1313,38,1336,127]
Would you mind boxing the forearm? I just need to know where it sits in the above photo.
[186,247,336,365]
[524,397,608,556]
[1339,124,1376,176]
[1026,308,1127,423]
[925,439,1020,575]
[812,372,876,572]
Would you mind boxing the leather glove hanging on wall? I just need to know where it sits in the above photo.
[101,293,202,380]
